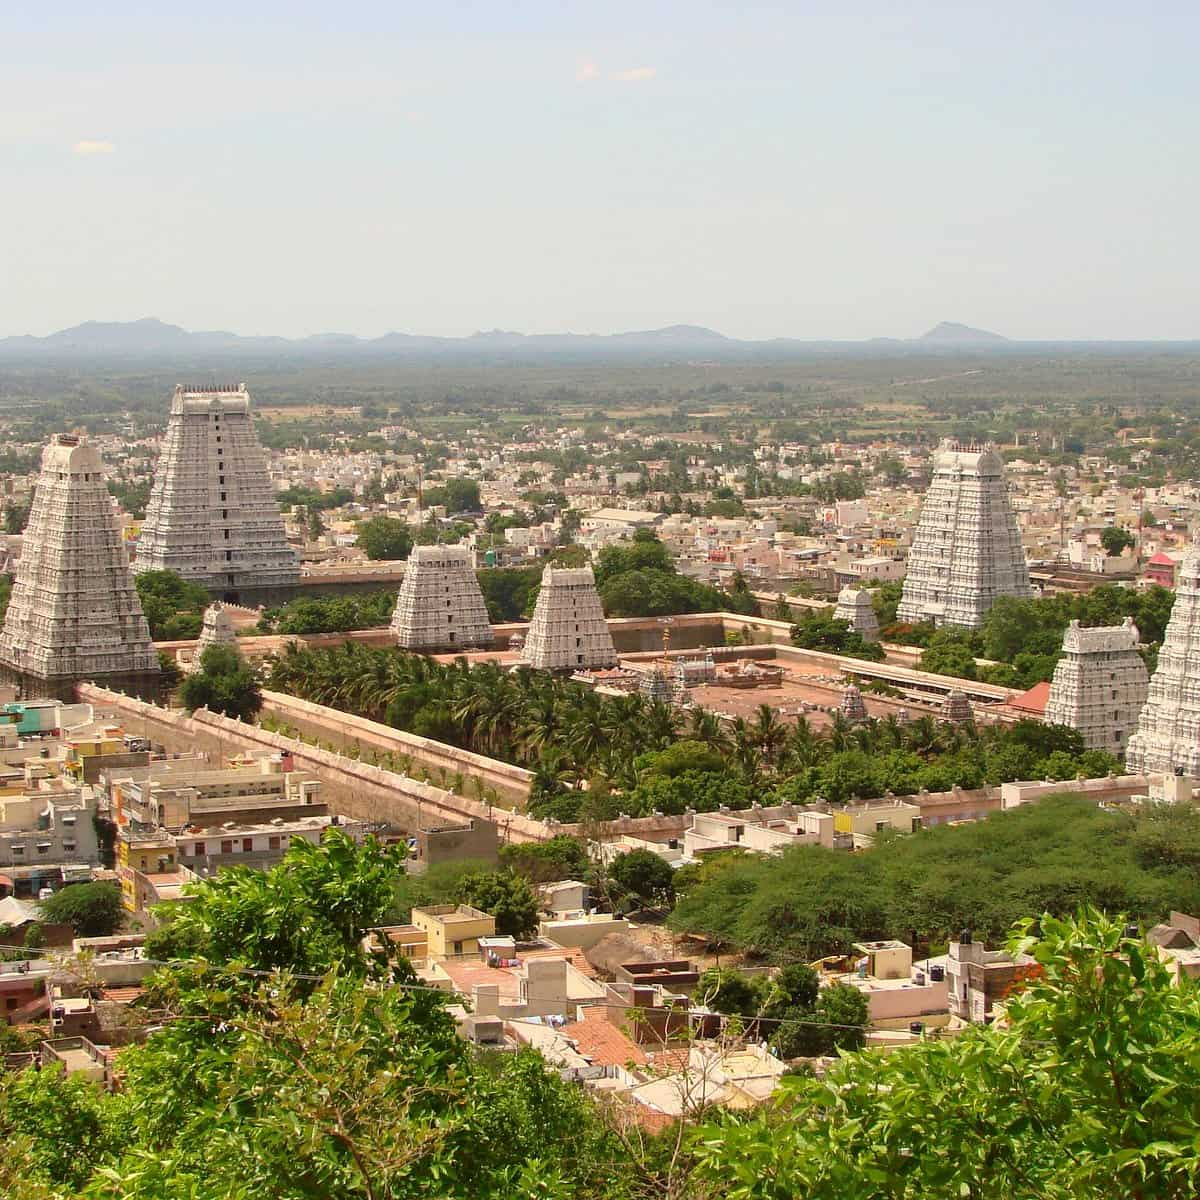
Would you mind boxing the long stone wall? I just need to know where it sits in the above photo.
[258,690,534,805]
[76,685,551,845]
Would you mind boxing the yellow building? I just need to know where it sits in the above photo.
[117,828,177,912]
[411,904,495,959]
[834,797,922,847]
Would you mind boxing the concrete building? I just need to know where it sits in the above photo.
[835,797,922,847]
[0,784,100,895]
[1044,618,1149,753]
[390,545,493,652]
[946,932,1041,1024]
[1127,545,1200,775]
[0,436,160,700]
[520,565,617,671]
[411,903,496,959]
[136,385,299,604]
[897,441,1031,629]
[682,809,835,859]
[834,586,880,641]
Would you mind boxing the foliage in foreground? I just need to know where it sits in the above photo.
[0,832,631,1200]
[694,910,1200,1199]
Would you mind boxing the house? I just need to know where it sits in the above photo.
[1147,911,1200,983]
[1143,552,1180,588]
[411,904,496,959]
[815,941,949,1025]
[683,810,835,860]
[835,797,923,847]
[946,932,1042,1023]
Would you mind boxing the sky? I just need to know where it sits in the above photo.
[4,2,1199,341]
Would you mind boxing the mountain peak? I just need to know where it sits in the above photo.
[918,321,1008,344]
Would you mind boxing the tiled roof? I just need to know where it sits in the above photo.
[560,1005,647,1068]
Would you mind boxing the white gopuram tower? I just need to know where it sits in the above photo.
[897,441,1031,630]
[136,384,299,604]
[520,566,617,671]
[196,602,239,655]
[834,586,880,641]
[1126,545,1200,774]
[390,545,493,652]
[1044,619,1148,754]
[0,435,160,698]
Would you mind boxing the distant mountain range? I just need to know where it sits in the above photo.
[0,317,1189,361]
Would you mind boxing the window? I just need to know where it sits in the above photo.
[268,836,280,850]
[242,838,253,853]
[11,845,23,856]
[63,841,77,853]
[193,843,204,857]
[220,840,233,854]
[453,940,463,955]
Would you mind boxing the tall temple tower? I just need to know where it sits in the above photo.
[1044,619,1148,754]
[135,384,299,604]
[897,441,1031,629]
[520,565,617,671]
[0,435,160,699]
[390,545,493,652]
[1126,545,1200,775]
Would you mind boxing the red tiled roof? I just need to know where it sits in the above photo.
[100,986,145,1004]
[523,946,599,979]
[1147,552,1176,566]
[1010,680,1051,715]
[561,1005,647,1068]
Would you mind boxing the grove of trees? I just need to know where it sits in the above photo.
[668,794,1200,960]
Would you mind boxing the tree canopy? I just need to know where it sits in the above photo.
[354,516,414,561]
[37,882,123,938]
[179,644,263,722]
[669,795,1200,960]
[134,569,210,640]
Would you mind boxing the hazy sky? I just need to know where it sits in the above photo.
[5,3,1198,340]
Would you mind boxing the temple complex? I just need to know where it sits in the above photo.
[834,586,880,641]
[897,441,1031,629]
[1126,545,1200,775]
[520,566,617,671]
[390,545,493,652]
[135,384,299,605]
[0,435,160,699]
[1044,618,1148,753]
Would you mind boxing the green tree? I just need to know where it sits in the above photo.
[179,644,262,721]
[422,477,482,513]
[609,848,675,909]
[134,569,210,640]
[695,965,765,1017]
[454,869,540,939]
[145,829,402,973]
[37,881,122,937]
[1100,524,1135,556]
[694,910,1200,1199]
[354,516,414,560]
